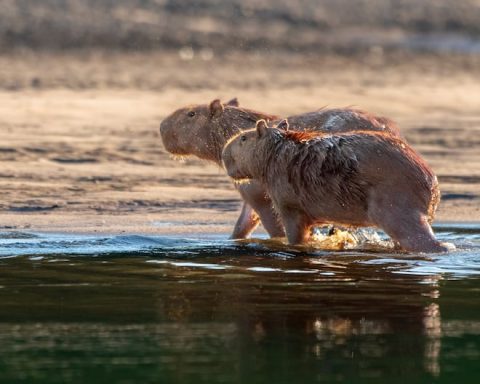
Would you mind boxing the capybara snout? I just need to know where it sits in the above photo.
[222,135,250,180]
[160,99,278,163]
[222,122,267,180]
[160,120,181,154]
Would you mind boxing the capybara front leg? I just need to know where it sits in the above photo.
[255,204,286,238]
[231,202,260,239]
[381,213,448,253]
[280,209,311,245]
[237,182,285,238]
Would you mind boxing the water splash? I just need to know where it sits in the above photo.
[0,223,479,277]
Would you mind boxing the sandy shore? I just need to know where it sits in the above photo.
[0,53,479,235]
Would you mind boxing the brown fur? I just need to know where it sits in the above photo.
[278,130,438,222]
[160,99,278,164]
[222,124,445,252]
[160,100,400,165]
[286,108,401,137]
[160,99,404,240]
[282,130,322,142]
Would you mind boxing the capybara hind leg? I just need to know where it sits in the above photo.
[231,203,260,239]
[280,209,311,245]
[380,213,447,253]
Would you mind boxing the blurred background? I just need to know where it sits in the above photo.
[1,0,480,89]
[1,0,480,53]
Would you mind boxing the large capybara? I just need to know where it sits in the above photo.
[222,120,446,253]
[160,98,401,239]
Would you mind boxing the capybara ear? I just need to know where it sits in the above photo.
[226,97,239,107]
[277,119,289,131]
[256,119,268,137]
[209,99,224,117]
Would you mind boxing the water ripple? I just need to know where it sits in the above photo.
[0,223,479,278]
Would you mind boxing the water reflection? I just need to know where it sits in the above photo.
[146,259,446,382]
[423,303,441,377]
[0,227,479,383]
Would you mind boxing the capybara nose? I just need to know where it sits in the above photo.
[159,120,174,141]
[159,120,166,135]
[159,122,181,154]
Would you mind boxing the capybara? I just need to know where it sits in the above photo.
[222,120,446,253]
[160,98,401,239]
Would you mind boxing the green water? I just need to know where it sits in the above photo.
[0,227,479,383]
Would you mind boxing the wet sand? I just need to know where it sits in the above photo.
[0,53,479,235]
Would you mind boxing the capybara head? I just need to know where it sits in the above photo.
[223,119,283,180]
[160,98,277,164]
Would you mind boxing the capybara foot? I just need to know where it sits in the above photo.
[383,215,447,253]
[440,242,456,251]
[281,210,311,245]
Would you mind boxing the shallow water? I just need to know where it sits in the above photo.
[0,223,479,383]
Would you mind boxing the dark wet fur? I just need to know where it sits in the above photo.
[211,106,278,162]
[256,130,438,220]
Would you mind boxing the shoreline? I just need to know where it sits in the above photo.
[0,55,478,233]
[0,213,478,237]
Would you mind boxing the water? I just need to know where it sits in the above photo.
[0,223,479,383]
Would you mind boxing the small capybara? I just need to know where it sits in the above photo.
[160,98,401,239]
[222,120,446,253]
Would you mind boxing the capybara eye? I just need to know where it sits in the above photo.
[188,111,196,117]
[240,135,247,142]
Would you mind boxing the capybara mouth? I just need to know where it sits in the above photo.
[231,177,252,185]
[162,142,191,157]
[169,153,191,162]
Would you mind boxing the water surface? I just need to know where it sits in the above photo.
[0,223,479,383]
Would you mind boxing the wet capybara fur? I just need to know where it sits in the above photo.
[222,120,446,253]
[160,98,402,239]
